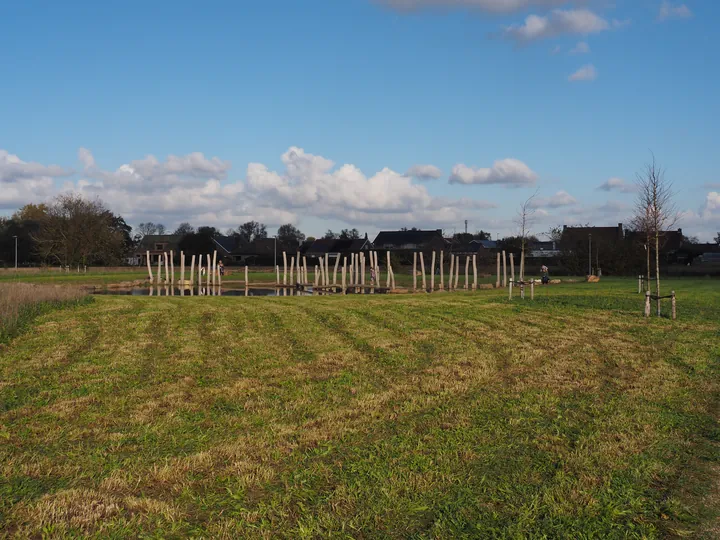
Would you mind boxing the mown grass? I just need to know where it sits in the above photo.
[0,278,718,538]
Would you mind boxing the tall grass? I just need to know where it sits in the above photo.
[0,283,90,343]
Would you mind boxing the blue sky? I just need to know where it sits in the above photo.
[1,0,718,240]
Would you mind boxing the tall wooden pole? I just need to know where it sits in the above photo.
[146,251,153,282]
[496,253,501,288]
[180,252,185,285]
[502,250,507,288]
[290,256,295,284]
[212,251,217,288]
[297,251,301,284]
[386,250,392,288]
[510,253,515,285]
[170,250,175,285]
[342,258,347,294]
[430,251,436,291]
[245,266,249,287]
[333,255,340,285]
[157,258,162,285]
[455,256,460,289]
[276,265,280,285]
[206,254,211,289]
[164,252,170,283]
[447,252,453,291]
[413,252,417,291]
[520,251,525,282]
[465,256,469,290]
[190,255,195,287]
[283,252,288,285]
[303,257,308,285]
[440,251,445,291]
[420,252,427,291]
[473,255,477,290]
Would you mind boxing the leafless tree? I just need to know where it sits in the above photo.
[33,194,126,267]
[632,154,678,315]
[515,190,538,280]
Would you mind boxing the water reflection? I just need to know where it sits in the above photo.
[92,286,388,297]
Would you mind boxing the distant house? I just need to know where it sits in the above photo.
[230,238,286,265]
[560,224,625,252]
[305,236,371,261]
[135,235,184,265]
[373,230,447,252]
[471,239,497,250]
[530,241,561,258]
[212,235,242,258]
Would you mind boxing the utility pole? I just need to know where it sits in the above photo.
[588,233,592,276]
[13,235,18,270]
[464,220,468,234]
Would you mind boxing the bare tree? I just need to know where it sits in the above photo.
[633,155,678,315]
[33,194,126,267]
[136,222,157,238]
[515,190,538,280]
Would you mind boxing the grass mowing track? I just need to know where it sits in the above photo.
[0,278,718,537]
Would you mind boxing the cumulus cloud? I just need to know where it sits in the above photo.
[598,177,636,193]
[530,190,578,208]
[449,159,538,187]
[568,64,597,81]
[377,0,571,14]
[704,192,720,216]
[570,41,590,54]
[657,1,693,21]
[503,9,610,43]
[0,150,72,183]
[406,164,443,181]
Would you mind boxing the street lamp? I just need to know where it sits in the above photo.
[12,235,17,270]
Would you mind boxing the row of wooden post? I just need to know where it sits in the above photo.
[277,251,390,293]
[411,252,478,292]
[145,250,246,289]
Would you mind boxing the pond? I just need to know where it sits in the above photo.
[91,286,389,297]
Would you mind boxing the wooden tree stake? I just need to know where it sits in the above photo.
[430,251,436,291]
[473,254,477,290]
[465,256,469,290]
[420,252,427,291]
[283,252,288,285]
[440,251,445,290]
[510,253,515,284]
[413,252,417,291]
[146,251,153,281]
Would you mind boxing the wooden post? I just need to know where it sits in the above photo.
[473,255,477,290]
[164,252,170,283]
[218,262,222,287]
[420,252,427,291]
[496,253,501,288]
[333,255,340,285]
[430,251,436,291]
[531,280,535,300]
[644,291,651,318]
[196,258,201,287]
[289,256,295,284]
[440,251,445,291]
[509,280,513,300]
[502,251,507,288]
[180,252,185,285]
[283,252,288,285]
[386,250,392,288]
[510,253,515,284]
[413,252,417,291]
[454,256,460,289]
[245,266,249,287]
[206,254,211,289]
[520,251,525,282]
[303,257,308,285]
[157,257,162,285]
[146,251,153,281]
[297,251,301,284]
[190,255,195,287]
[671,291,677,320]
[361,253,366,288]
[212,251,217,288]
[447,252,452,291]
[465,256,469,290]
[638,275,642,294]
[342,258,347,294]
[276,265,280,285]
[520,282,525,300]
[314,265,319,287]
[391,268,396,290]
[170,250,175,284]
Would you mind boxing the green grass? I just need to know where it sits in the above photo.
[0,278,718,538]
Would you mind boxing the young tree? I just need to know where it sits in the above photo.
[633,155,678,316]
[277,224,305,249]
[515,190,538,280]
[174,222,195,235]
[237,221,267,243]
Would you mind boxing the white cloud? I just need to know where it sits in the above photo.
[568,64,597,81]
[406,164,443,181]
[704,192,720,216]
[531,190,578,208]
[0,150,72,183]
[570,41,590,54]
[378,0,571,15]
[503,9,610,43]
[598,177,636,193]
[449,159,538,187]
[657,1,693,21]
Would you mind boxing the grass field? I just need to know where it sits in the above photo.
[1,278,718,538]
